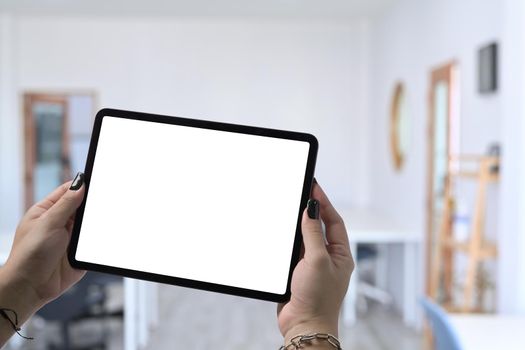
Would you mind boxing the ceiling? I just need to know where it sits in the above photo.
[0,0,396,19]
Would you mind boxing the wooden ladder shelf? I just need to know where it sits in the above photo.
[429,155,499,313]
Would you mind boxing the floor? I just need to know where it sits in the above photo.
[8,283,424,350]
[145,284,424,350]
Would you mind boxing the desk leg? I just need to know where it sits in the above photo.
[126,280,156,350]
[375,244,388,290]
[138,281,149,348]
[403,242,418,327]
[124,278,138,350]
[343,242,358,327]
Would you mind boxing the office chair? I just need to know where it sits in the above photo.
[37,272,123,350]
[356,244,393,313]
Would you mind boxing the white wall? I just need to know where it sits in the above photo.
[0,15,369,232]
[499,0,525,314]
[0,14,20,234]
[368,0,503,231]
[366,0,525,312]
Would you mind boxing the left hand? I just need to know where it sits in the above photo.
[1,174,86,310]
[277,182,353,343]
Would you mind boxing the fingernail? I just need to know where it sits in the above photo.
[70,172,85,191]
[307,199,319,220]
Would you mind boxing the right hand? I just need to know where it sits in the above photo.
[277,182,354,343]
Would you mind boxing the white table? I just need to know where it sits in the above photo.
[450,314,525,350]
[338,208,422,328]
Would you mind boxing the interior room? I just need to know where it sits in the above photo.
[1,0,524,349]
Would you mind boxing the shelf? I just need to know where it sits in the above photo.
[442,238,498,258]
[450,171,499,182]
[429,154,500,313]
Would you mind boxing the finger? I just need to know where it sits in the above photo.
[301,199,327,258]
[25,181,73,219]
[43,172,86,228]
[312,183,350,249]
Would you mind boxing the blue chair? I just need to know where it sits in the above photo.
[420,297,463,350]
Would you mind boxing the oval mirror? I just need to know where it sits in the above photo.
[390,82,410,171]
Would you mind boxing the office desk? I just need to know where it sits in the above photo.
[450,314,525,350]
[338,208,422,328]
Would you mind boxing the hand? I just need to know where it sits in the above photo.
[277,182,354,345]
[0,173,86,344]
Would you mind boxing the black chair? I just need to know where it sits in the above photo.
[355,244,393,312]
[37,272,123,350]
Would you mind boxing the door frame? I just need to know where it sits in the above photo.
[425,62,459,298]
[23,93,70,209]
[23,90,98,209]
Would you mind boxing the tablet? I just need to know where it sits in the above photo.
[68,108,318,302]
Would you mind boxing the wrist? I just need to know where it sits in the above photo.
[0,266,43,325]
[283,319,339,346]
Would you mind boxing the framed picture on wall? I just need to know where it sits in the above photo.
[478,42,498,93]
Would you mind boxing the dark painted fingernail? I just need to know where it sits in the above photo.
[307,199,319,220]
[70,172,85,191]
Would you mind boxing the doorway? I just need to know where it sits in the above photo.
[23,92,96,209]
[425,63,460,303]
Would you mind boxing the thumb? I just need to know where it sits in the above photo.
[44,172,86,228]
[301,199,326,258]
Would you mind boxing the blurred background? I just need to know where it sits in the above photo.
[1,0,524,349]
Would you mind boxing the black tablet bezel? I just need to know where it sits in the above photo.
[68,108,318,303]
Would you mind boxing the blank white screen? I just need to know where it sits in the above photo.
[75,116,310,295]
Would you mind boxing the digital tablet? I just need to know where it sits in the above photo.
[68,108,318,302]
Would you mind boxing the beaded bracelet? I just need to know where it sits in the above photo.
[280,333,342,350]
